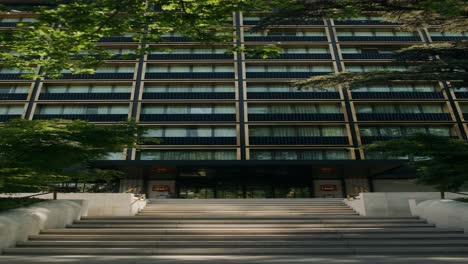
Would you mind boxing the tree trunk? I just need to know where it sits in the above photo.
[440,191,445,199]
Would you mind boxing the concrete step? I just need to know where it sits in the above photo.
[80,215,419,220]
[74,219,428,224]
[17,240,468,248]
[28,233,468,241]
[136,213,360,217]
[66,223,435,229]
[5,247,468,256]
[39,227,462,235]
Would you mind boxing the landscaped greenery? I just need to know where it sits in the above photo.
[0,119,141,193]
[0,197,45,212]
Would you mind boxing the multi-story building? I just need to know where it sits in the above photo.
[1,4,467,198]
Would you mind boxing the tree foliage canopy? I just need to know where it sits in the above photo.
[0,119,140,192]
[0,0,267,78]
[365,134,468,192]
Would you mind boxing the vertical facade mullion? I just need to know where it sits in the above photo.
[235,12,247,160]
[326,18,361,160]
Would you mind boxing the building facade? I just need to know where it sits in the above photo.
[1,6,467,198]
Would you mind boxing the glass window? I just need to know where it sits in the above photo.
[275,151,298,160]
[325,150,348,160]
[142,106,165,114]
[45,85,67,93]
[272,127,295,137]
[272,104,293,114]
[406,127,427,134]
[166,128,187,137]
[192,65,212,73]
[248,105,269,114]
[399,105,421,114]
[298,127,320,136]
[249,127,270,137]
[171,65,191,72]
[90,85,112,93]
[421,104,443,113]
[392,84,412,92]
[428,127,450,136]
[360,127,378,136]
[375,31,395,36]
[251,151,272,160]
[286,48,307,54]
[414,84,435,92]
[171,85,191,93]
[109,106,128,114]
[191,105,212,114]
[214,84,234,92]
[289,65,309,72]
[354,31,374,37]
[215,65,234,72]
[145,85,166,93]
[374,105,396,113]
[63,106,85,114]
[356,105,373,113]
[145,128,163,137]
[149,66,169,73]
[214,105,235,114]
[318,104,340,113]
[39,106,62,114]
[322,127,345,136]
[214,128,236,137]
[247,85,268,92]
[140,151,162,160]
[214,151,236,160]
[379,127,402,137]
[167,106,188,114]
[303,151,323,160]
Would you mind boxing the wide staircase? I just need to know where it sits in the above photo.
[4,199,468,256]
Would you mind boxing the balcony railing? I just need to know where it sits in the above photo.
[144,137,236,145]
[160,37,193,42]
[147,54,233,60]
[248,113,345,121]
[0,74,29,80]
[54,73,134,80]
[356,113,452,121]
[247,54,332,60]
[0,93,28,100]
[246,72,330,79]
[244,36,328,42]
[431,36,468,42]
[455,92,468,99]
[338,36,421,42]
[0,22,18,27]
[341,53,396,60]
[145,72,235,79]
[247,92,340,100]
[249,136,349,145]
[39,93,131,100]
[139,114,236,122]
[98,36,136,42]
[243,20,324,26]
[0,115,22,122]
[361,135,459,144]
[334,20,401,25]
[142,92,235,100]
[351,92,444,100]
[33,114,129,121]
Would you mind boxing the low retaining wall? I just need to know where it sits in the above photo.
[345,192,468,216]
[410,199,468,233]
[0,193,146,216]
[0,200,87,253]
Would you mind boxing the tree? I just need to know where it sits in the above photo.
[0,119,141,192]
[253,0,468,89]
[0,0,268,78]
[365,134,468,198]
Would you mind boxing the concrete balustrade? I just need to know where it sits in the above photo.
[0,200,87,254]
[409,199,468,233]
[0,193,146,216]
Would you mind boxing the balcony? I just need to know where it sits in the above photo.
[39,93,131,100]
[341,53,396,60]
[243,20,324,26]
[356,113,452,121]
[139,114,236,122]
[455,92,468,99]
[54,73,134,80]
[351,92,444,100]
[147,54,234,60]
[244,36,328,42]
[248,113,345,121]
[246,72,330,79]
[249,136,349,145]
[247,54,332,60]
[33,114,128,122]
[0,74,30,80]
[0,115,21,122]
[145,72,235,79]
[98,36,136,42]
[144,137,236,145]
[0,93,28,100]
[338,36,421,42]
[142,92,235,100]
[431,36,468,42]
[247,92,340,100]
[334,20,401,25]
